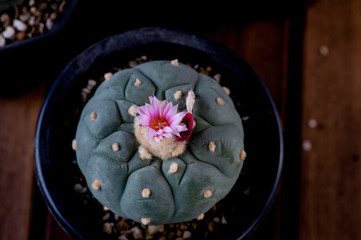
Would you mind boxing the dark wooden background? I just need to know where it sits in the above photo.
[1,0,361,239]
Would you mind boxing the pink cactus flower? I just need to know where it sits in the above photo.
[136,96,191,143]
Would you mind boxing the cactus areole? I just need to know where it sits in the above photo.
[75,60,246,225]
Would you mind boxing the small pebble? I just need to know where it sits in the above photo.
[103,222,113,234]
[147,225,164,235]
[128,61,137,68]
[213,217,220,223]
[118,235,128,240]
[208,222,214,232]
[102,212,111,221]
[46,18,54,30]
[243,186,251,196]
[0,13,9,22]
[82,88,91,95]
[87,79,97,89]
[180,223,187,230]
[15,32,26,40]
[131,226,143,239]
[213,73,222,82]
[308,119,318,128]
[73,183,83,193]
[50,12,57,20]
[183,231,192,239]
[21,5,29,14]
[319,45,329,56]
[38,23,45,34]
[19,12,31,22]
[59,1,66,12]
[2,26,15,39]
[223,86,231,95]
[30,7,40,17]
[81,92,88,103]
[0,13,10,27]
[221,216,228,224]
[39,2,48,11]
[302,140,312,151]
[28,16,36,26]
[116,219,130,231]
[50,2,58,10]
[0,35,5,47]
[242,116,250,121]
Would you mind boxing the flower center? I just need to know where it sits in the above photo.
[150,118,169,131]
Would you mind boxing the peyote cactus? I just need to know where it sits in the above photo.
[75,60,246,225]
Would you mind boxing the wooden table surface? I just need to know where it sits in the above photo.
[1,0,361,239]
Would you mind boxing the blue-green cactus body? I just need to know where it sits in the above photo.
[75,60,245,225]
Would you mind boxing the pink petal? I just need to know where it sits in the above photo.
[137,106,148,116]
[159,100,170,118]
[154,136,162,143]
[169,112,186,127]
[138,118,150,127]
[149,96,160,117]
[165,104,178,121]
[162,101,173,119]
[147,128,157,140]
[162,126,173,133]
[176,124,188,132]
[163,132,173,139]
[138,117,151,126]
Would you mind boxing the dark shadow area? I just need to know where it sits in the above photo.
[1,0,300,97]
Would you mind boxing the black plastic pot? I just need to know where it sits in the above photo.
[0,0,79,96]
[35,27,283,240]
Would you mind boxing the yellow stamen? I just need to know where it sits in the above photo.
[150,118,169,131]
